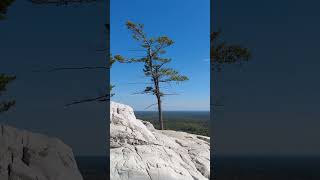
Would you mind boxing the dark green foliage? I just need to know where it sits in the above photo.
[211,30,251,71]
[114,21,189,130]
[0,0,15,20]
[0,74,16,114]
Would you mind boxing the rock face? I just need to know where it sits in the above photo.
[110,101,210,180]
[0,125,83,180]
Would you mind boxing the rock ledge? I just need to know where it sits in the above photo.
[110,101,210,180]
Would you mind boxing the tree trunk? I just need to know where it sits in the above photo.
[157,95,164,130]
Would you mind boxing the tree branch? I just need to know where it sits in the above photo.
[161,93,179,96]
[127,82,153,85]
[32,66,108,72]
[131,91,149,95]
[144,103,157,110]
[64,94,108,107]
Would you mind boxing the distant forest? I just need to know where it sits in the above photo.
[135,111,209,136]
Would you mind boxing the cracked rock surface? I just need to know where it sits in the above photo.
[0,125,83,180]
[110,101,210,180]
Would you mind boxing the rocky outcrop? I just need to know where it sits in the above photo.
[110,101,210,180]
[0,125,83,180]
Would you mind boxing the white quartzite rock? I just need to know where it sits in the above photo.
[0,125,83,180]
[110,101,210,180]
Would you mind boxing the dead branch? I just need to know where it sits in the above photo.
[145,103,157,110]
[32,66,108,72]
[64,94,108,107]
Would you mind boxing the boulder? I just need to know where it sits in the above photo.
[110,101,210,180]
[0,125,83,180]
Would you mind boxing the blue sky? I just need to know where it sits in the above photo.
[111,0,210,111]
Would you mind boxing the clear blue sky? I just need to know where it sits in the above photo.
[111,0,210,111]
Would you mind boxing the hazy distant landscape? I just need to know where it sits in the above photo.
[135,111,210,136]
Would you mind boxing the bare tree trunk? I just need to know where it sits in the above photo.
[157,95,164,130]
[154,71,164,130]
[148,44,164,130]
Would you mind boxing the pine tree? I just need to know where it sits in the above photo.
[114,21,189,130]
